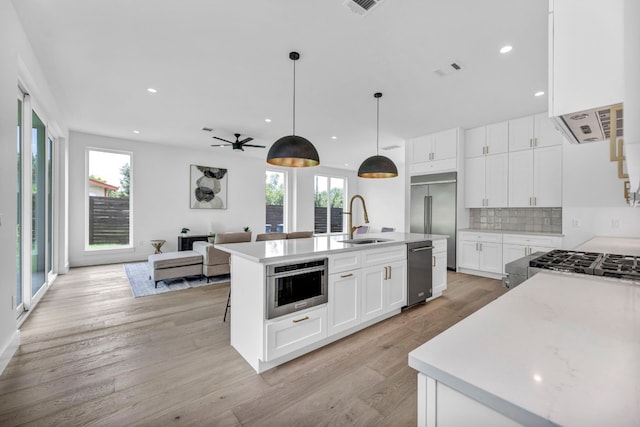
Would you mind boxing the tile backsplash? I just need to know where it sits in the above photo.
[469,207,562,233]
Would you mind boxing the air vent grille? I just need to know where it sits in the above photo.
[434,61,464,77]
[598,107,623,139]
[344,0,385,15]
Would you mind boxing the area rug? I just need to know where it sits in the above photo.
[123,262,230,298]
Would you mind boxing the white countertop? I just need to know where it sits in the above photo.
[215,232,448,263]
[575,236,640,256]
[408,271,640,427]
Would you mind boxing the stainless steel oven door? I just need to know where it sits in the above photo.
[266,259,328,319]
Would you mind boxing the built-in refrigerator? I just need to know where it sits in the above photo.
[410,172,457,270]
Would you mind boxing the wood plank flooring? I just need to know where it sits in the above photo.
[0,264,507,426]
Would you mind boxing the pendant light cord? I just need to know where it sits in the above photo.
[292,58,296,135]
[376,96,380,155]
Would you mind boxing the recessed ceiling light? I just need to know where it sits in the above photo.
[265,118,272,123]
[500,45,513,54]
[344,163,349,166]
[133,130,140,134]
[147,88,157,93]
[331,136,337,140]
[534,91,545,97]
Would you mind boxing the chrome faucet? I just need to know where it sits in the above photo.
[343,194,369,239]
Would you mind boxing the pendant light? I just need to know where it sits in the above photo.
[357,92,398,178]
[267,51,320,167]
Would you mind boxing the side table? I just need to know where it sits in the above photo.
[150,239,166,254]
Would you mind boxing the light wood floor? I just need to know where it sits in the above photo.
[0,264,507,426]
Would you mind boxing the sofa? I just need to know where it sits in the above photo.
[192,231,252,280]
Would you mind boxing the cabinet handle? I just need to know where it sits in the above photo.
[533,197,537,206]
[383,266,388,280]
[432,255,436,267]
[529,197,532,206]
[293,316,309,323]
[340,273,353,278]
[479,243,483,251]
[485,146,489,155]
[529,138,533,148]
[534,138,538,147]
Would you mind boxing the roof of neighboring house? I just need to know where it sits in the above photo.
[88,179,119,191]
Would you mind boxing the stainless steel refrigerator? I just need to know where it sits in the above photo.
[410,172,457,270]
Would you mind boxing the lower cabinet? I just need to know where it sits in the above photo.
[502,234,563,268]
[458,232,503,275]
[327,269,360,336]
[265,306,327,361]
[361,260,407,323]
[432,240,447,296]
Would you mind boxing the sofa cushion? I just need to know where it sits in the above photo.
[148,251,202,270]
[193,241,230,266]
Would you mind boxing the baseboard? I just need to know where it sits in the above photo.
[0,330,20,376]
[457,267,504,281]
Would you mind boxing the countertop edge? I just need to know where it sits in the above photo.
[407,354,557,427]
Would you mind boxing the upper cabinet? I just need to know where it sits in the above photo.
[465,121,508,158]
[549,0,624,116]
[408,128,459,174]
[508,113,563,152]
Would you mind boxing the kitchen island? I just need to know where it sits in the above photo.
[215,232,447,373]
[408,270,640,426]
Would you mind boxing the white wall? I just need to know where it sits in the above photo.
[358,163,406,233]
[68,131,267,266]
[561,137,640,248]
[0,0,69,372]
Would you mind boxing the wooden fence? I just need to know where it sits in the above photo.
[89,196,130,244]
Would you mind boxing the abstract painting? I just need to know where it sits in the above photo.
[190,165,228,209]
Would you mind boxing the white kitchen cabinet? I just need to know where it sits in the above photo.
[458,232,503,275]
[432,240,447,297]
[327,269,360,336]
[465,121,508,158]
[464,153,508,208]
[361,259,407,323]
[549,0,623,117]
[409,128,458,174]
[509,113,562,152]
[509,145,562,207]
[502,234,563,268]
[265,306,327,361]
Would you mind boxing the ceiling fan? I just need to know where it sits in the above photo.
[211,133,265,151]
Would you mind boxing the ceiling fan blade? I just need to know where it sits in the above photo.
[238,137,254,144]
[242,144,266,148]
[210,144,232,147]
[212,136,233,143]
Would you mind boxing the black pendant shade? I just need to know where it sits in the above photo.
[266,51,320,167]
[357,154,398,178]
[358,92,398,178]
[267,135,320,167]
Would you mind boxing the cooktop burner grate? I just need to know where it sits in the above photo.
[529,249,603,274]
[594,254,640,279]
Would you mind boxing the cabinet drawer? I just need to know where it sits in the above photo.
[361,245,407,267]
[265,306,327,361]
[459,232,503,244]
[502,234,562,248]
[328,251,361,274]
[432,239,447,253]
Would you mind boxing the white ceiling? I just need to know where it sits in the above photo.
[12,0,549,170]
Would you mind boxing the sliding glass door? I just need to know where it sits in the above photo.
[16,90,56,316]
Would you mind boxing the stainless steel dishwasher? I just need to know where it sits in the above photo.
[406,241,433,307]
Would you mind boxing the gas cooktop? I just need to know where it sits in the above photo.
[529,249,640,281]
[529,250,603,274]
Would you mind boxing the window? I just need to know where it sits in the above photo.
[265,170,286,233]
[86,149,132,249]
[314,175,345,234]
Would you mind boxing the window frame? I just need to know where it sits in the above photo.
[314,174,347,235]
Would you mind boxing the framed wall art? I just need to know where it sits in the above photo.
[190,165,228,209]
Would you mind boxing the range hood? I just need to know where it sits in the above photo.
[553,103,623,144]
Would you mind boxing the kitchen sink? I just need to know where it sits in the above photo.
[339,238,392,245]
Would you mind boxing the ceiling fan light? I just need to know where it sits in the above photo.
[357,155,398,178]
[267,135,320,167]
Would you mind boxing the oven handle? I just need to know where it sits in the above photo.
[267,266,327,278]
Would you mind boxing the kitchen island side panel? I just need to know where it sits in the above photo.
[229,255,266,372]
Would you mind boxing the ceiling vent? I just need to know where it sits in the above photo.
[344,0,386,15]
[381,144,401,150]
[201,126,214,132]
[434,61,464,77]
